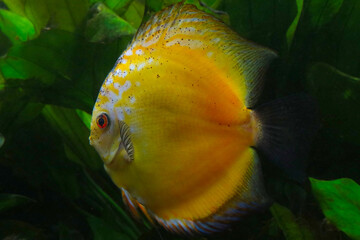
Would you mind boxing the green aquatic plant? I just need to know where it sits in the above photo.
[0,0,359,239]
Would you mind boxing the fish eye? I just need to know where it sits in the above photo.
[96,113,109,129]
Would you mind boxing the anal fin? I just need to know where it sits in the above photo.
[121,188,154,224]
[153,149,271,235]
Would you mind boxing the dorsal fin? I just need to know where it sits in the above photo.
[130,3,277,108]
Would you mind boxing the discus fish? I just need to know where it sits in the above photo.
[89,3,317,235]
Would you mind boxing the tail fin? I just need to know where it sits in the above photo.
[253,95,319,182]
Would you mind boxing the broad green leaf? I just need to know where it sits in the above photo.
[3,0,50,35]
[0,31,11,55]
[0,56,54,82]
[0,95,42,135]
[146,0,163,12]
[0,30,76,82]
[0,194,35,213]
[76,109,92,129]
[307,62,360,145]
[11,102,44,126]
[270,203,315,240]
[122,0,144,29]
[307,0,344,29]
[310,178,360,240]
[106,0,133,14]
[286,0,303,48]
[0,9,35,42]
[222,0,298,52]
[47,0,89,32]
[105,0,132,9]
[307,0,360,77]
[42,105,101,170]
[4,0,89,33]
[85,3,136,42]
[0,30,95,110]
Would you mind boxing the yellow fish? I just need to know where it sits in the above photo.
[89,3,316,235]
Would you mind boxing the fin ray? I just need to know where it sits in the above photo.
[254,94,320,182]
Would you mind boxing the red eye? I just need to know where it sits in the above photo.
[96,113,109,129]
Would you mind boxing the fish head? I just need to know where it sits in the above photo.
[89,89,130,169]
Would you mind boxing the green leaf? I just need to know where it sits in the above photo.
[310,178,360,240]
[307,0,344,29]
[270,203,315,240]
[222,0,298,52]
[307,62,360,145]
[87,215,132,240]
[145,0,163,12]
[122,0,144,29]
[46,0,89,32]
[0,194,35,213]
[0,30,95,110]
[105,0,134,14]
[4,0,89,33]
[286,0,303,48]
[85,3,136,42]
[76,109,92,129]
[0,9,36,43]
[0,30,76,82]
[306,0,360,77]
[0,30,12,56]
[42,105,102,170]
[3,0,50,35]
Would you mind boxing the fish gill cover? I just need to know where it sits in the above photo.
[0,0,359,240]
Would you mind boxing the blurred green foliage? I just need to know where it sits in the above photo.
[0,0,359,239]
[310,178,360,240]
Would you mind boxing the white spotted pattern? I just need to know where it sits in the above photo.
[114,80,132,99]
[125,49,133,56]
[105,76,113,85]
[120,70,128,78]
[129,64,135,71]
[135,49,143,55]
[137,62,145,71]
[124,107,132,115]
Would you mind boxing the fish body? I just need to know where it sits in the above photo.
[89,3,316,235]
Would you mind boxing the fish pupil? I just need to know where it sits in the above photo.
[99,118,105,126]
